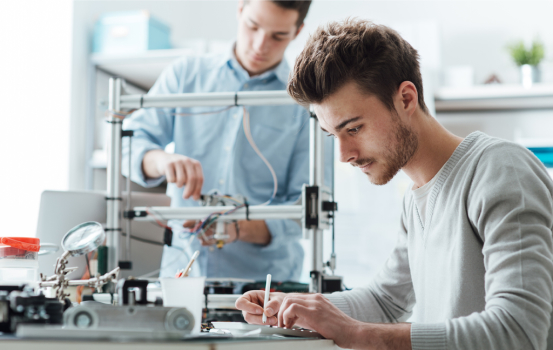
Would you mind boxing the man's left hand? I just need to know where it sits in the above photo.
[182,220,237,246]
[277,293,362,349]
[237,292,412,349]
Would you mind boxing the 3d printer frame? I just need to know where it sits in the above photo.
[106,77,337,293]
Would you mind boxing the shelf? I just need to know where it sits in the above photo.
[91,48,195,90]
[435,83,553,112]
[92,51,553,111]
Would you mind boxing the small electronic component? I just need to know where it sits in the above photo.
[194,192,247,249]
[201,322,214,332]
[145,192,249,249]
[0,286,64,333]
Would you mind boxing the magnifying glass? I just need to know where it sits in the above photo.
[61,222,106,257]
[41,222,115,299]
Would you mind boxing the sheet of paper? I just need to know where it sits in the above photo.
[160,277,206,334]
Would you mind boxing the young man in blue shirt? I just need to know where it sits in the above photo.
[122,1,312,281]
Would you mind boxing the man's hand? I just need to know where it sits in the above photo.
[277,293,365,348]
[183,220,238,246]
[236,291,412,350]
[143,150,203,200]
[235,290,286,326]
[183,220,272,246]
[236,291,358,347]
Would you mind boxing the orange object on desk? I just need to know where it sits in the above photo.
[0,237,40,252]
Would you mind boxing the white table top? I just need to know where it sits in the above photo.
[0,337,337,350]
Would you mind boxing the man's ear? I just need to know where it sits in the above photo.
[237,0,245,20]
[294,23,305,39]
[397,81,418,118]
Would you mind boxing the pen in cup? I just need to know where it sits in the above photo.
[175,250,200,278]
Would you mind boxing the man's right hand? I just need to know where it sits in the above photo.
[142,150,204,200]
[235,291,287,326]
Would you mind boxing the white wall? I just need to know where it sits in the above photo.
[0,1,73,237]
[74,0,553,84]
[303,1,553,84]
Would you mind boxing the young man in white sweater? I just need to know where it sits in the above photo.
[235,19,553,350]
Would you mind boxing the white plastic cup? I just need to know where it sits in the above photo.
[160,277,206,334]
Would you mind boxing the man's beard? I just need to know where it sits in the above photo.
[354,117,418,186]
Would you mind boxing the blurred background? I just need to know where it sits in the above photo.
[1,0,552,287]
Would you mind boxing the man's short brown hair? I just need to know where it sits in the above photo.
[245,1,311,28]
[288,18,428,114]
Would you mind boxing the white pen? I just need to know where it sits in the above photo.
[262,273,272,324]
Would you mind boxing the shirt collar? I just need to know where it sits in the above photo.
[224,42,290,84]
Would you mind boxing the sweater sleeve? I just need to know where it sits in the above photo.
[325,202,416,324]
[434,143,553,350]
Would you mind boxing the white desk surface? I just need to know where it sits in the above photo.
[1,337,337,350]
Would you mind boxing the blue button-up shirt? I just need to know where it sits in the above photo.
[122,48,310,281]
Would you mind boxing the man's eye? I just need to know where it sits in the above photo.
[348,126,361,134]
[273,36,284,42]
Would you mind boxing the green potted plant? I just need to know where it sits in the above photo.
[507,40,545,88]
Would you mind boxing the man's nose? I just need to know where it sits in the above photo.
[338,139,357,163]
[253,31,270,53]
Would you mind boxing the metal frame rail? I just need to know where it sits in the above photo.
[106,77,335,293]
